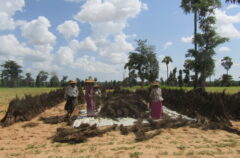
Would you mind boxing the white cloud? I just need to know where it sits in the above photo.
[181,35,193,43]
[226,4,240,10]
[163,41,173,49]
[20,16,56,49]
[96,34,133,64]
[57,20,80,40]
[55,47,75,66]
[32,61,60,72]
[0,0,25,30]
[215,9,240,39]
[74,0,147,38]
[218,46,231,53]
[69,37,97,52]
[71,0,143,66]
[0,0,25,16]
[0,34,51,62]
[0,12,15,30]
[74,55,117,73]
[74,0,146,23]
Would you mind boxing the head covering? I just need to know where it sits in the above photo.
[69,80,77,84]
[151,81,159,86]
[94,84,100,88]
[85,77,95,83]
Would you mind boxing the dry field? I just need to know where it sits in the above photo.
[0,89,240,158]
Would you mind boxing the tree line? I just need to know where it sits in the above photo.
[124,0,240,90]
[0,60,78,87]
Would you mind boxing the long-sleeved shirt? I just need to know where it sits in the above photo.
[149,87,164,102]
[64,85,79,98]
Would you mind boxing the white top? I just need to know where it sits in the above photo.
[64,85,79,98]
[94,89,102,97]
[149,87,164,102]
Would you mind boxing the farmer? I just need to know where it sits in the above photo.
[85,78,95,117]
[93,84,102,111]
[64,80,79,120]
[149,81,164,120]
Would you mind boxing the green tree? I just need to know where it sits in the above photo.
[23,73,34,87]
[49,72,59,87]
[181,0,200,88]
[221,74,233,86]
[126,70,138,87]
[221,56,233,75]
[76,78,81,87]
[1,60,22,87]
[183,59,194,86]
[162,56,172,79]
[36,71,48,87]
[124,39,159,87]
[60,75,68,87]
[184,0,228,90]
[178,70,183,87]
[167,67,177,86]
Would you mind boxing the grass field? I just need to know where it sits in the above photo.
[0,87,60,107]
[125,86,240,94]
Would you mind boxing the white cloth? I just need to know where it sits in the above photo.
[149,87,164,102]
[94,89,102,97]
[64,85,79,98]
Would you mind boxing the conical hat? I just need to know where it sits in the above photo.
[69,80,77,84]
[85,78,95,83]
[151,81,159,86]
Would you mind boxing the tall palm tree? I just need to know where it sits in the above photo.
[181,0,200,88]
[221,56,233,75]
[162,56,173,79]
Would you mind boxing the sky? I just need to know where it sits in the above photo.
[0,0,240,81]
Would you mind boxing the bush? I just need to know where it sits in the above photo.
[1,89,65,127]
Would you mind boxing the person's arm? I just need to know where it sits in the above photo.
[159,88,164,101]
[64,87,68,99]
[76,87,79,97]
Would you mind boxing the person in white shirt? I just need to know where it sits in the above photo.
[149,81,164,119]
[64,80,79,120]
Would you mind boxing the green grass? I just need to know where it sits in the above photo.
[124,86,240,94]
[0,87,60,106]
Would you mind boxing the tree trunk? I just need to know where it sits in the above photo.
[200,70,206,91]
[141,78,144,88]
[166,64,169,79]
[193,11,198,89]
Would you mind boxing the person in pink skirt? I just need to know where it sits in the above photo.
[149,81,164,120]
[85,78,95,117]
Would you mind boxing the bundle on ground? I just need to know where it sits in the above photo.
[53,123,117,143]
[135,88,239,123]
[1,89,65,127]
[99,89,148,118]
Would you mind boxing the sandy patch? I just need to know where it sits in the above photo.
[0,103,239,158]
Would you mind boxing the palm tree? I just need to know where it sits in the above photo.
[162,56,173,79]
[181,0,200,88]
[221,56,233,75]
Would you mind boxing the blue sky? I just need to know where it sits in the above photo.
[0,0,239,81]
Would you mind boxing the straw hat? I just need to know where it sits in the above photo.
[69,80,77,84]
[94,84,100,88]
[85,78,95,83]
[151,81,159,86]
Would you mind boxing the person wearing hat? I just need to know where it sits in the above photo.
[149,81,164,119]
[85,78,95,117]
[93,84,102,112]
[64,80,79,120]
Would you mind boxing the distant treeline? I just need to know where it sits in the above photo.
[1,60,240,88]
